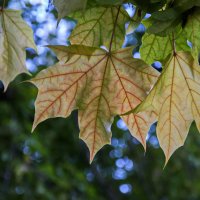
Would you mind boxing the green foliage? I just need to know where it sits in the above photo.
[140,30,190,64]
[131,0,167,13]
[145,0,200,36]
[69,6,131,50]
[54,0,87,21]
[184,8,200,61]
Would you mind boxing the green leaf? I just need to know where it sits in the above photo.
[54,0,131,20]
[145,15,181,36]
[0,9,37,90]
[69,6,131,50]
[31,45,158,161]
[184,8,200,61]
[145,0,199,36]
[131,0,167,13]
[94,0,124,5]
[47,45,97,62]
[140,33,172,65]
[87,0,134,7]
[171,0,200,11]
[140,30,190,65]
[54,0,87,20]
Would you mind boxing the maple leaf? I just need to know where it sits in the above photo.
[54,0,87,21]
[31,45,158,162]
[132,51,200,164]
[69,6,131,50]
[0,9,37,90]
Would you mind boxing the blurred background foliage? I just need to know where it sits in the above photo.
[0,0,200,199]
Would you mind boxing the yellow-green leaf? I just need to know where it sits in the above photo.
[184,8,200,61]
[31,45,158,161]
[134,51,200,164]
[0,9,36,90]
[140,31,190,65]
[69,6,131,50]
[140,33,172,65]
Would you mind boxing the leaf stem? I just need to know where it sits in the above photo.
[172,32,176,55]
[108,6,121,53]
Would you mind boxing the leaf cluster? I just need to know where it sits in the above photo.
[1,0,200,165]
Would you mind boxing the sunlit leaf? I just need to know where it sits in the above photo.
[31,45,158,161]
[133,51,200,164]
[0,9,36,90]
[69,6,131,50]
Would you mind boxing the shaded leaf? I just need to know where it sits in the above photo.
[145,0,199,36]
[132,0,167,13]
[146,16,181,36]
[31,45,158,161]
[0,9,36,90]
[54,0,87,21]
[54,0,131,21]
[93,0,124,5]
[184,8,200,61]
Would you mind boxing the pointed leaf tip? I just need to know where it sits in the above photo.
[136,51,200,163]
